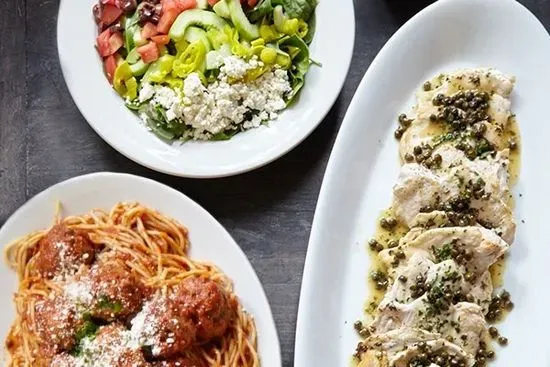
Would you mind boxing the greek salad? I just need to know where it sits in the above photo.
[93,0,318,142]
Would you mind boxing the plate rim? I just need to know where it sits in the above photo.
[56,1,356,178]
[0,171,282,365]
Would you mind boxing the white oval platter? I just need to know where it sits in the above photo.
[295,0,550,365]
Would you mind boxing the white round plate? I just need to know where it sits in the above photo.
[57,1,355,178]
[295,0,550,365]
[0,172,281,365]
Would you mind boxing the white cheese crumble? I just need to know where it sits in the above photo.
[137,55,292,140]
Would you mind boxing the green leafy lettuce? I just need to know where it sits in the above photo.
[279,35,314,104]
[248,0,318,23]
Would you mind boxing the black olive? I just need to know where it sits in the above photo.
[121,0,137,14]
[93,4,102,24]
[108,22,123,33]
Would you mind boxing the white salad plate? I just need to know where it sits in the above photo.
[295,0,550,366]
[0,172,281,365]
[57,1,355,178]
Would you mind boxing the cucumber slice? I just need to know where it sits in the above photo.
[124,26,135,51]
[126,48,140,64]
[227,0,259,41]
[184,26,212,51]
[169,9,228,40]
[130,60,149,76]
[196,0,208,9]
[213,0,230,19]
[133,26,147,47]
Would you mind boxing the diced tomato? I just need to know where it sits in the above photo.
[157,9,179,34]
[161,0,179,12]
[137,41,160,63]
[108,32,124,54]
[101,0,117,5]
[142,22,159,39]
[247,0,258,6]
[151,35,170,46]
[100,4,122,26]
[97,29,123,56]
[103,54,118,83]
[175,0,197,11]
[208,0,219,5]
[96,28,112,56]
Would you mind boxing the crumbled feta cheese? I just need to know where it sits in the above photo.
[137,55,292,140]
[138,82,155,103]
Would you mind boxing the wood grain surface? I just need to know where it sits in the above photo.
[1,0,549,365]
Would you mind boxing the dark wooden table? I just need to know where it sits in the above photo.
[1,0,549,365]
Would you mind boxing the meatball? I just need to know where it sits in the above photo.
[174,277,235,341]
[88,260,148,321]
[88,324,150,367]
[31,296,84,352]
[152,355,206,367]
[131,294,196,358]
[32,224,95,278]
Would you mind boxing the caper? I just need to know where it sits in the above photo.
[413,145,423,155]
[368,238,380,251]
[358,327,370,338]
[508,138,517,150]
[353,320,363,331]
[423,81,432,91]
[394,128,404,139]
[488,326,499,338]
[398,275,408,283]
[497,336,508,346]
[404,153,414,162]
[429,113,437,122]
[388,239,398,248]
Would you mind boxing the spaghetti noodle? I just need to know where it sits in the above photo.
[4,202,259,367]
